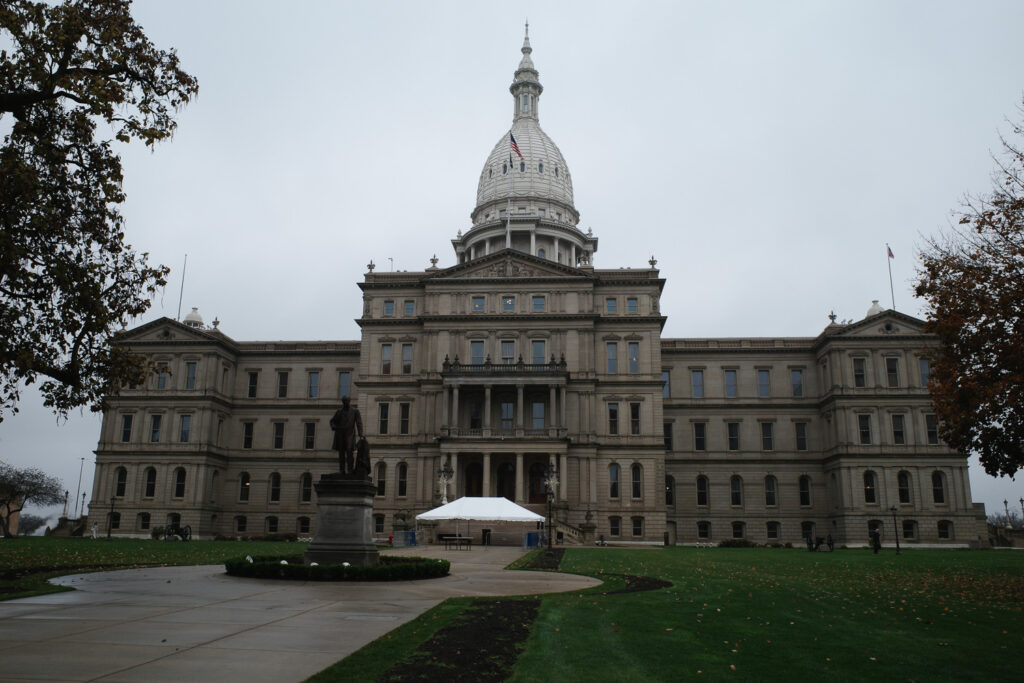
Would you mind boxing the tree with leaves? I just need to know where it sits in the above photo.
[0,462,63,537]
[915,100,1024,478]
[0,0,198,421]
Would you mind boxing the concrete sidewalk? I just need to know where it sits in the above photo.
[0,546,600,682]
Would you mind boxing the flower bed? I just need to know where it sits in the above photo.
[224,554,450,581]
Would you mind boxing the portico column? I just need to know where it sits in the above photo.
[470,245,476,260]
[483,453,491,497]
[560,386,567,430]
[515,453,524,503]
[450,453,458,499]
[549,385,557,436]
[554,237,560,264]
[560,454,568,501]
[484,386,492,430]
[530,229,536,255]
[571,244,576,266]
[442,386,449,427]
[452,386,460,433]
[516,384,524,429]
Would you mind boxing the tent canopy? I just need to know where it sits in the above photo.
[416,497,544,522]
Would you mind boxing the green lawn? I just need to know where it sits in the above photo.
[0,536,307,600]
[325,547,1024,682]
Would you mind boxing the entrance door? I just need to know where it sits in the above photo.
[496,463,516,500]
[528,462,547,504]
[465,462,483,497]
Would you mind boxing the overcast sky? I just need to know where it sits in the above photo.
[4,0,1024,523]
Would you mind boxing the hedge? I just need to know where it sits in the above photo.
[224,554,450,581]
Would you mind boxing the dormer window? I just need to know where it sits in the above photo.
[539,162,544,173]
[555,166,559,177]
[489,168,493,178]
[503,162,508,174]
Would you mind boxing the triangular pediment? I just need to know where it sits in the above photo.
[818,310,928,342]
[428,249,592,281]
[115,317,235,346]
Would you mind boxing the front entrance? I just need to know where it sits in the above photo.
[528,462,547,504]
[465,462,483,497]
[496,463,516,500]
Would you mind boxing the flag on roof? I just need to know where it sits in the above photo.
[510,132,523,160]
[887,245,894,259]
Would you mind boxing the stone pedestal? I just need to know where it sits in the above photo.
[304,475,379,567]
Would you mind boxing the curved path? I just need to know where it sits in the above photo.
[0,546,600,683]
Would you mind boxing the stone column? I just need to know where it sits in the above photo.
[517,384,524,429]
[515,453,524,503]
[484,386,492,431]
[441,386,449,428]
[549,385,557,434]
[530,229,536,255]
[483,453,491,497]
[560,454,569,501]
[560,386,567,431]
[452,386,460,434]
[450,453,458,499]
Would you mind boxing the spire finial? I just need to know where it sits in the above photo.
[522,21,531,53]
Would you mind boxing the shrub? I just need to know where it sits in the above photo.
[150,526,165,540]
[718,539,757,548]
[224,554,450,581]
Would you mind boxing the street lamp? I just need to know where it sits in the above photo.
[1005,499,1013,529]
[543,464,559,555]
[889,505,902,555]
[107,496,116,539]
[1019,497,1023,526]
[438,461,454,505]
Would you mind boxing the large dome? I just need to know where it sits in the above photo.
[475,120,575,211]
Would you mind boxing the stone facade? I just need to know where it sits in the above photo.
[90,30,986,547]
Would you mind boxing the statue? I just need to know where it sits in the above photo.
[330,396,364,475]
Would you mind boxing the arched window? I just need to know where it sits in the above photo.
[489,168,493,178]
[555,166,559,177]
[897,471,911,504]
[631,464,642,499]
[538,162,544,173]
[609,464,620,498]
[537,248,546,259]
[503,162,508,174]
[730,475,743,506]
[696,475,709,506]
[665,476,675,506]
[297,516,311,534]
[239,472,251,502]
[799,475,811,507]
[300,473,312,502]
[764,475,777,506]
[863,471,877,504]
[143,467,156,498]
[269,473,281,502]
[266,516,278,533]
[375,462,387,497]
[173,467,186,498]
[931,471,946,504]
[398,463,408,497]
[519,161,525,172]
[937,520,952,539]
[114,467,127,497]
[697,520,710,539]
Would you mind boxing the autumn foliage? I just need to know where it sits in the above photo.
[915,100,1024,477]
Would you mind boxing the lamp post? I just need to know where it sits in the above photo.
[1005,499,1013,529]
[543,464,559,555]
[107,496,116,539]
[889,505,902,555]
[438,461,454,505]
[1019,497,1023,526]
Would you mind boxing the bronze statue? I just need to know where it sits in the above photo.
[330,396,364,474]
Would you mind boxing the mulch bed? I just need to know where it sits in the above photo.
[378,599,540,683]
[604,573,673,594]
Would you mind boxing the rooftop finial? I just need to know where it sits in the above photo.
[522,21,531,53]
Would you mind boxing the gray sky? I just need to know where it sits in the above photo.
[4,0,1024,523]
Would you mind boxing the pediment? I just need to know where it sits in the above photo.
[116,317,231,345]
[429,250,590,281]
[823,311,927,339]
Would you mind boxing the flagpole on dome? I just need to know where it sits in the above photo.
[886,244,896,310]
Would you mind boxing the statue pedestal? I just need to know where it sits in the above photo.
[304,475,379,567]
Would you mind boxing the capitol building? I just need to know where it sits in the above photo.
[90,30,986,547]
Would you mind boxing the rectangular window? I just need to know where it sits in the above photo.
[760,422,773,451]
[157,364,168,390]
[919,357,930,386]
[404,300,415,316]
[605,341,619,373]
[630,402,641,435]
[400,402,410,435]
[470,340,484,365]
[374,515,385,534]
[626,297,638,313]
[120,415,132,443]
[694,422,706,451]
[402,344,413,374]
[609,517,621,537]
[472,296,485,312]
[725,370,737,398]
[791,369,803,397]
[308,371,320,398]
[902,520,916,540]
[628,342,639,374]
[608,403,619,435]
[501,401,514,433]
[858,415,872,445]
[470,402,482,429]
[661,370,670,398]
[886,357,900,388]
[532,340,545,365]
[926,414,939,444]
[243,422,253,449]
[273,422,284,449]
[891,414,906,445]
[185,362,197,390]
[247,371,258,398]
[383,300,395,316]
[338,371,351,398]
[304,422,315,449]
[853,358,866,388]
[532,402,545,430]
[663,422,673,451]
[277,371,288,398]
[379,403,390,435]
[766,521,780,539]
[727,422,740,451]
[381,344,392,374]
[179,415,191,443]
[606,297,616,313]
[150,415,162,442]
[632,517,643,537]
[502,295,515,312]
[757,369,771,397]
[795,422,808,451]
[501,340,515,364]
[532,295,545,312]
[691,370,704,398]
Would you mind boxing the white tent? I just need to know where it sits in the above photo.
[416,496,544,523]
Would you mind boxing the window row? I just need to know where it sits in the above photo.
[666,421,809,452]
[607,516,645,537]
[381,299,417,317]
[468,294,550,313]
[233,515,312,535]
[677,368,807,399]
[112,466,187,499]
[851,355,930,389]
[696,520,821,541]
[459,338,552,366]
[607,463,645,499]
[606,402,643,435]
[605,341,641,374]
[242,370,353,399]
[148,360,201,391]
[119,413,197,444]
[854,413,939,446]
[690,474,815,508]
[862,470,948,506]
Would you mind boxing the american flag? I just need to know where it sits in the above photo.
[510,132,523,160]
[887,245,894,259]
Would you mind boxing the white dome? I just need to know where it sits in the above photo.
[475,120,575,211]
[865,300,885,318]
[183,307,204,328]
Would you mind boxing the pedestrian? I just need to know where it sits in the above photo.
[871,528,881,554]
[91,522,98,539]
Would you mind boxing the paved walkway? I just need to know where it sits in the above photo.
[0,546,600,682]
